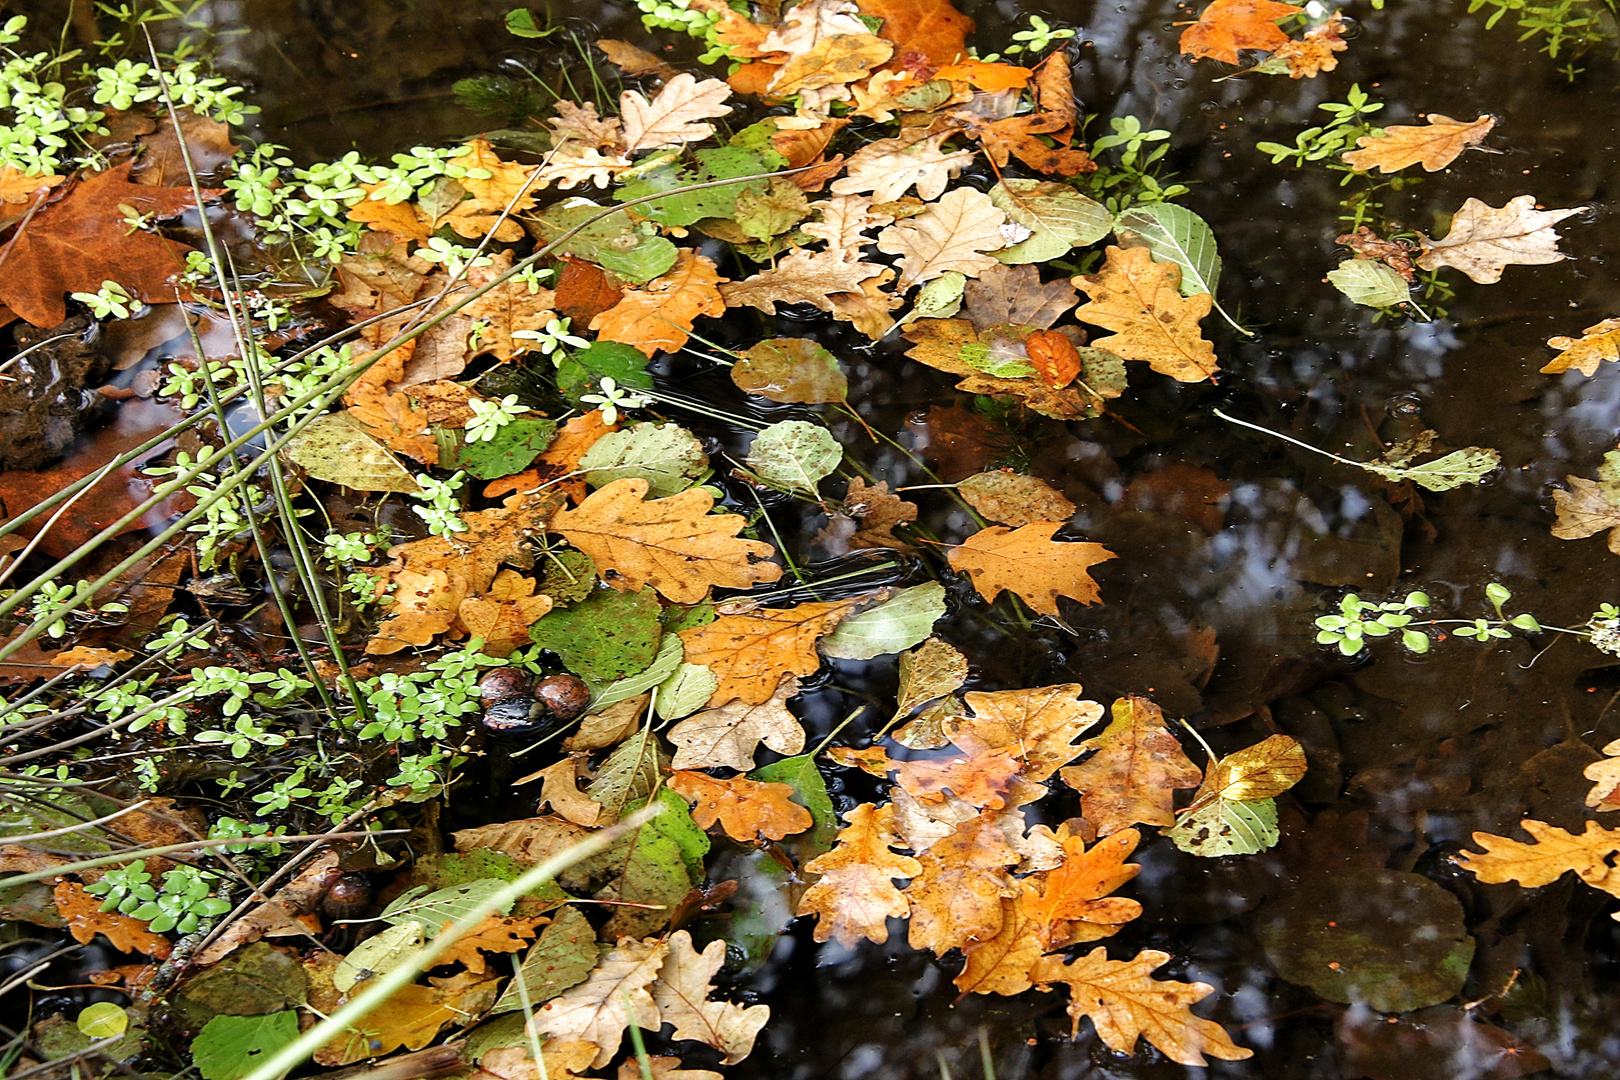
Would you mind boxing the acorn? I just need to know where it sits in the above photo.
[533,674,591,722]
[321,872,372,923]
[479,671,591,736]
[479,668,533,707]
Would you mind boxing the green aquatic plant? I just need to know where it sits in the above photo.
[1314,583,1616,658]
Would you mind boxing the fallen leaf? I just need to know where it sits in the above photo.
[1543,317,1620,376]
[618,1056,722,1080]
[532,937,668,1068]
[1455,818,1620,898]
[53,880,173,958]
[731,337,849,404]
[1059,696,1202,835]
[797,802,921,946]
[314,971,502,1065]
[1073,246,1219,383]
[476,1041,601,1080]
[195,851,339,965]
[947,521,1115,615]
[1271,13,1348,77]
[678,596,865,705]
[530,757,603,826]
[589,250,727,358]
[621,73,735,152]
[720,249,886,315]
[958,470,1076,526]
[435,914,544,975]
[768,34,894,98]
[830,131,974,204]
[803,192,894,259]
[892,749,1023,809]
[668,675,805,770]
[891,637,968,732]
[934,59,1034,91]
[1342,113,1496,173]
[0,165,64,204]
[668,770,814,841]
[1023,825,1144,948]
[1551,475,1620,553]
[948,684,1104,785]
[651,931,771,1064]
[905,810,1021,954]
[1030,947,1253,1064]
[1179,0,1304,65]
[549,477,782,604]
[759,0,870,53]
[595,38,682,79]
[1585,739,1620,810]
[963,263,1077,330]
[857,0,974,67]
[876,186,1009,289]
[1415,195,1586,284]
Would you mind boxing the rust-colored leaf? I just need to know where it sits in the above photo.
[677,596,865,705]
[436,914,545,975]
[668,770,814,841]
[905,811,1020,955]
[1179,0,1304,65]
[857,0,974,68]
[1025,328,1082,388]
[947,521,1115,615]
[1022,825,1143,948]
[1059,696,1202,835]
[53,880,172,958]
[589,250,727,358]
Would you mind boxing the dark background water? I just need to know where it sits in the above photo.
[16,0,1620,1076]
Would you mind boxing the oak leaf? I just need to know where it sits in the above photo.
[1024,825,1144,949]
[440,139,543,241]
[934,59,1033,92]
[462,252,559,361]
[677,596,865,705]
[550,100,627,152]
[1271,13,1348,77]
[0,165,64,204]
[759,0,870,52]
[621,74,734,152]
[803,193,894,259]
[436,914,544,975]
[797,802,921,946]
[1179,0,1303,65]
[953,891,1046,996]
[1029,947,1253,1064]
[651,931,771,1064]
[1342,114,1495,173]
[0,161,216,327]
[1544,317,1620,376]
[475,1041,601,1080]
[905,811,1020,954]
[529,756,603,827]
[947,684,1103,786]
[618,1057,722,1080]
[1585,739,1620,810]
[1551,475,1620,554]
[194,851,339,965]
[668,770,814,841]
[892,749,1023,810]
[768,34,894,98]
[1073,245,1218,383]
[830,131,974,204]
[963,263,1077,330]
[837,476,919,551]
[589,250,727,358]
[457,570,554,658]
[313,971,503,1065]
[668,674,805,770]
[720,249,886,314]
[1454,818,1620,898]
[876,187,1009,289]
[549,477,782,604]
[1415,195,1586,284]
[827,265,902,339]
[1059,696,1202,835]
[53,880,173,958]
[947,521,1115,616]
[856,0,974,67]
[532,937,669,1068]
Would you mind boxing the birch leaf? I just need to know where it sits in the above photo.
[578,422,708,498]
[1415,195,1586,284]
[1327,258,1412,309]
[743,420,842,494]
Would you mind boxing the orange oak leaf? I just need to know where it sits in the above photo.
[677,596,865,705]
[719,249,886,315]
[768,34,894,99]
[892,749,1023,809]
[797,802,922,946]
[1543,317,1620,376]
[1271,13,1348,77]
[905,811,1021,954]
[487,409,616,505]
[457,570,554,657]
[1179,0,1304,65]
[1022,825,1143,949]
[857,0,974,68]
[53,880,173,958]
[1058,696,1202,835]
[1342,114,1496,174]
[589,250,727,358]
[314,971,503,1066]
[1454,818,1620,897]
[549,478,781,604]
[947,522,1115,616]
[954,891,1045,996]
[933,60,1033,92]
[436,915,545,975]
[1029,947,1253,1064]
[555,257,625,327]
[1073,245,1218,383]
[668,770,814,841]
[948,684,1104,785]
[342,340,439,464]
[0,162,218,327]
[475,1040,601,1080]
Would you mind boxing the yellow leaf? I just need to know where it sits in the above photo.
[589,250,727,358]
[1022,825,1144,949]
[768,33,894,97]
[1342,114,1496,174]
[1178,0,1303,64]
[668,770,814,841]
[904,810,1021,954]
[677,597,865,705]
[798,802,921,946]
[947,521,1115,616]
[1455,817,1620,895]
[1543,317,1620,376]
[1585,738,1620,810]
[435,914,544,975]
[1059,696,1202,835]
[650,931,771,1064]
[1073,245,1218,383]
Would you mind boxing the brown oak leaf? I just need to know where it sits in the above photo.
[589,250,727,358]
[1059,695,1202,835]
[650,931,771,1065]
[1415,195,1586,285]
[905,810,1021,954]
[678,596,866,705]
[876,186,1009,289]
[797,802,921,946]
[668,675,805,770]
[1073,246,1218,382]
[830,131,974,204]
[720,249,886,314]
[668,770,814,841]
[947,521,1115,615]
[621,74,734,153]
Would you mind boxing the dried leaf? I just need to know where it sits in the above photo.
[1179,0,1304,65]
[1415,195,1586,285]
[678,597,865,705]
[651,931,771,1064]
[1543,317,1620,376]
[958,470,1076,527]
[963,264,1077,331]
[53,881,173,958]
[720,250,885,315]
[1455,818,1620,897]
[0,165,64,204]
[830,131,974,204]
[589,250,727,358]
[1585,738,1620,810]
[857,0,974,66]
[435,915,544,975]
[905,810,1021,954]
[1551,475,1620,553]
[876,187,1009,290]
[530,757,603,827]
[1342,114,1496,174]
[1059,696,1202,835]
[1023,826,1144,948]
[313,972,502,1065]
[798,803,921,946]
[668,771,814,842]
[768,34,894,98]
[668,675,805,770]
[532,937,668,1068]
[948,521,1115,615]
[1073,246,1218,383]
[621,74,735,152]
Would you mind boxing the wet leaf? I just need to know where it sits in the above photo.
[731,337,848,404]
[958,470,1076,526]
[948,521,1116,615]
[876,187,1010,290]
[450,416,559,481]
[1361,446,1502,491]
[380,878,513,934]
[436,914,545,975]
[314,972,502,1065]
[720,249,886,315]
[616,148,770,228]
[1073,246,1218,382]
[743,419,842,494]
[891,637,969,729]
[949,683,1104,786]
[1024,329,1083,389]
[668,674,805,770]
[1542,316,1620,376]
[830,131,974,204]
[529,758,602,827]
[654,662,721,722]
[1029,947,1253,1064]
[579,422,708,498]
[797,802,921,946]
[1060,696,1203,835]
[282,410,421,494]
[857,0,975,66]
[963,263,1077,331]
[1415,195,1586,284]
[1023,826,1144,949]
[750,750,838,852]
[53,880,172,958]
[621,73,734,152]
[668,770,814,841]
[1455,818,1620,895]
[990,180,1111,265]
[191,1011,300,1080]
[1342,114,1496,173]
[489,905,597,1016]
[1179,0,1303,65]
[905,810,1021,954]
[1201,733,1308,801]
[678,597,866,705]
[529,199,678,283]
[1327,257,1412,309]
[529,936,665,1066]
[334,922,424,991]
[589,250,727,358]
[1585,739,1620,810]
[821,582,945,660]
[769,33,894,98]
[549,478,782,604]
[651,931,771,1064]
[1165,795,1278,856]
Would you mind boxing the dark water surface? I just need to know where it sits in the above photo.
[24,0,1620,1075]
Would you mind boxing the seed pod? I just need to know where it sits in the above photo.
[321,873,372,922]
[532,674,591,722]
[479,668,533,707]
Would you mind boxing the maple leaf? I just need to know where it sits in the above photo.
[1343,114,1496,173]
[532,937,669,1068]
[830,131,974,204]
[876,187,1009,289]
[621,73,735,152]
[668,674,805,770]
[947,521,1115,616]
[1551,475,1620,554]
[1059,696,1202,835]
[549,477,781,604]
[1455,818,1620,897]
[668,770,815,841]
[53,880,173,958]
[589,250,727,358]
[1415,195,1586,284]
[905,810,1021,954]
[0,162,216,327]
[436,914,544,974]
[651,931,772,1064]
[1585,739,1620,810]
[1179,0,1304,65]
[1023,825,1144,948]
[798,802,922,946]
[768,34,894,98]
[677,596,866,705]
[720,249,886,314]
[1543,317,1620,376]
[1030,947,1253,1064]
[1073,246,1219,382]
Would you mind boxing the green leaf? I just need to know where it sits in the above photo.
[191,1011,300,1080]
[732,338,848,405]
[1361,447,1501,491]
[989,179,1112,264]
[556,340,654,402]
[588,723,664,823]
[529,199,678,283]
[616,148,770,228]
[1326,258,1412,309]
[529,586,665,685]
[504,8,554,37]
[592,631,684,710]
[588,788,707,939]
[380,878,514,933]
[744,420,842,494]
[654,662,720,721]
[77,1003,128,1038]
[282,412,420,494]
[900,271,968,326]
[333,921,423,992]
[579,422,708,497]
[448,416,557,480]
[1165,796,1279,857]
[1113,202,1246,334]
[489,905,597,1016]
[820,583,946,660]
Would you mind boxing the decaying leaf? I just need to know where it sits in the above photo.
[904,810,1021,954]
[798,802,922,946]
[830,131,974,204]
[650,931,771,1064]
[678,596,866,705]
[1342,114,1496,173]
[1551,475,1620,554]
[1073,246,1218,383]
[668,770,814,841]
[876,186,1010,289]
[53,881,173,958]
[1060,696,1202,836]
[668,675,805,770]
[1415,195,1586,285]
[957,470,1076,527]
[1179,0,1303,64]
[621,74,734,152]
[589,250,727,358]
[948,522,1115,615]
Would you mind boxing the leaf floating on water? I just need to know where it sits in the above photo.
[1073,246,1219,383]
[876,186,1011,290]
[620,73,734,152]
[731,337,848,404]
[1326,258,1413,310]
[1455,817,1620,895]
[989,179,1111,265]
[1415,195,1587,285]
[948,521,1115,616]
[578,422,708,498]
[1362,446,1502,491]
[1543,317,1620,376]
[667,770,814,842]
[1165,794,1278,856]
[1342,113,1496,174]
[742,420,842,495]
[820,582,945,660]
[957,470,1077,527]
[1179,0,1303,65]
[283,411,421,494]
[1060,696,1202,836]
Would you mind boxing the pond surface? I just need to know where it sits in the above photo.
[15,0,1620,1076]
